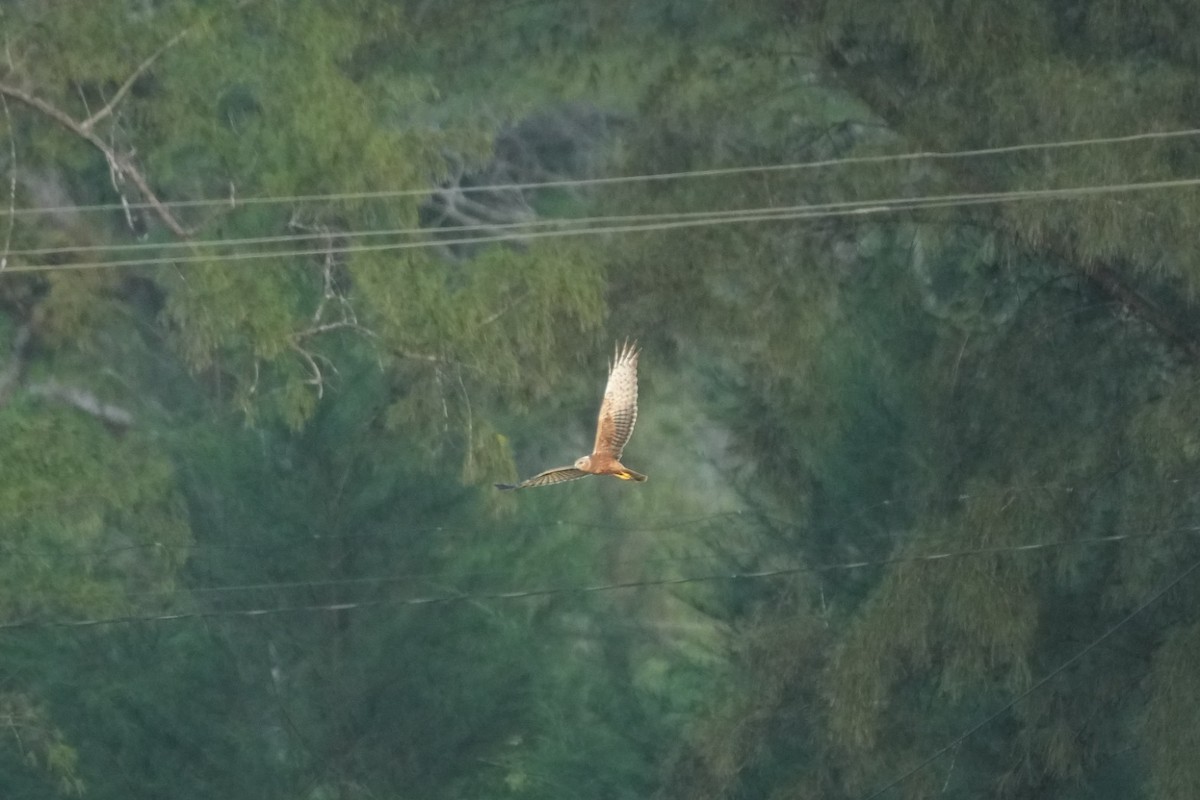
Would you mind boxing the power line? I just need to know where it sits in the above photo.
[5,474,1173,563]
[0,193,923,257]
[5,175,1200,274]
[860,554,1200,800]
[118,525,1200,599]
[2,526,1195,631]
[0,475,1148,561]
[2,509,757,560]
[2,127,1198,219]
[7,161,1200,261]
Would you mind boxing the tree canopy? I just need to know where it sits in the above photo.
[2,1,1200,798]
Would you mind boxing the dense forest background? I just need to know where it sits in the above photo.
[3,1,1200,797]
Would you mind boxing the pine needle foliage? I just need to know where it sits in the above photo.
[6,1,1200,799]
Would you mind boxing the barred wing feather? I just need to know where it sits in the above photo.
[592,340,639,459]
[495,467,590,491]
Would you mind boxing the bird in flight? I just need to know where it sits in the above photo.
[496,340,647,490]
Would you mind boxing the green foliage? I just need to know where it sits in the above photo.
[640,3,1200,798]
[808,0,1200,291]
[1146,619,1200,800]
[0,398,187,618]
[0,693,84,796]
[5,1,1200,799]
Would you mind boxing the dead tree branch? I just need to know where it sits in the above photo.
[0,93,15,271]
[422,174,538,250]
[80,29,188,134]
[295,321,375,339]
[478,292,528,328]
[289,339,329,400]
[0,36,192,238]
[0,325,135,428]
[27,380,134,428]
[0,325,30,406]
[287,217,360,328]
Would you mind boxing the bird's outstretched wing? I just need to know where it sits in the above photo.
[592,340,639,459]
[495,467,590,491]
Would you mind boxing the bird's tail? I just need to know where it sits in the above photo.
[615,468,648,482]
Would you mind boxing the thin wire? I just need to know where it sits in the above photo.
[135,526,1200,599]
[0,192,949,257]
[2,127,1198,219]
[0,199,874,257]
[5,476,1172,561]
[7,162,1199,260]
[859,555,1200,800]
[3,509,754,559]
[3,526,1196,631]
[5,175,1200,274]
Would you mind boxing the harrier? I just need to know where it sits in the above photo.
[496,341,647,490]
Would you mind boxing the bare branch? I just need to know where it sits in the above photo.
[80,28,189,133]
[314,227,337,322]
[391,347,480,371]
[27,380,134,428]
[478,292,528,327]
[429,182,536,227]
[75,82,93,120]
[106,150,141,234]
[456,366,474,474]
[0,72,191,238]
[425,200,515,238]
[289,340,326,399]
[0,93,14,271]
[108,145,189,238]
[421,169,539,258]
[401,350,448,364]
[0,325,30,405]
[295,321,377,339]
[288,216,363,327]
[0,327,137,428]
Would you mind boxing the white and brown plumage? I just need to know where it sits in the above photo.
[496,341,647,490]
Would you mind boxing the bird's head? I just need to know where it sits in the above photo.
[574,455,592,471]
